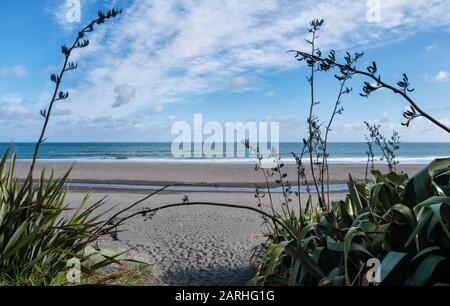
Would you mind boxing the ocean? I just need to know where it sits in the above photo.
[1,142,449,164]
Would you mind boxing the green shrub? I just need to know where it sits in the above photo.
[249,158,450,286]
[0,149,134,285]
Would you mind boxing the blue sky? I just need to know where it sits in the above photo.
[0,0,450,142]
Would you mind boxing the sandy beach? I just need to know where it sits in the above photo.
[34,160,424,285]
[14,160,424,186]
[65,190,345,285]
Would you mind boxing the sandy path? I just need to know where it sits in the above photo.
[65,190,345,286]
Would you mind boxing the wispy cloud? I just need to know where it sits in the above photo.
[0,65,27,79]
[0,94,47,141]
[0,95,33,123]
[435,70,449,82]
[42,0,450,137]
[229,76,255,91]
[426,70,450,83]
[112,84,136,108]
[153,104,164,113]
[51,0,103,30]
[426,43,437,51]
[337,115,450,142]
[51,0,82,30]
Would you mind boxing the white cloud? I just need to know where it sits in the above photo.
[435,70,449,82]
[112,84,136,107]
[426,43,437,51]
[51,0,101,30]
[52,0,450,126]
[0,95,30,117]
[429,105,450,112]
[52,108,72,116]
[335,112,450,142]
[342,122,366,131]
[230,76,252,91]
[0,65,27,78]
[266,91,275,97]
[0,96,43,138]
[52,0,81,30]
[153,104,164,113]
[0,95,30,116]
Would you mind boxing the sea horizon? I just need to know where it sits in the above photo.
[2,142,449,164]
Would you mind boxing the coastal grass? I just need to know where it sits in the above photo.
[249,158,450,286]
[0,149,156,286]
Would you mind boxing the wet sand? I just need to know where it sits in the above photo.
[14,160,424,187]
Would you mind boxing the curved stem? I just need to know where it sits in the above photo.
[105,201,326,278]
[359,70,450,133]
[105,185,172,225]
[293,51,450,134]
